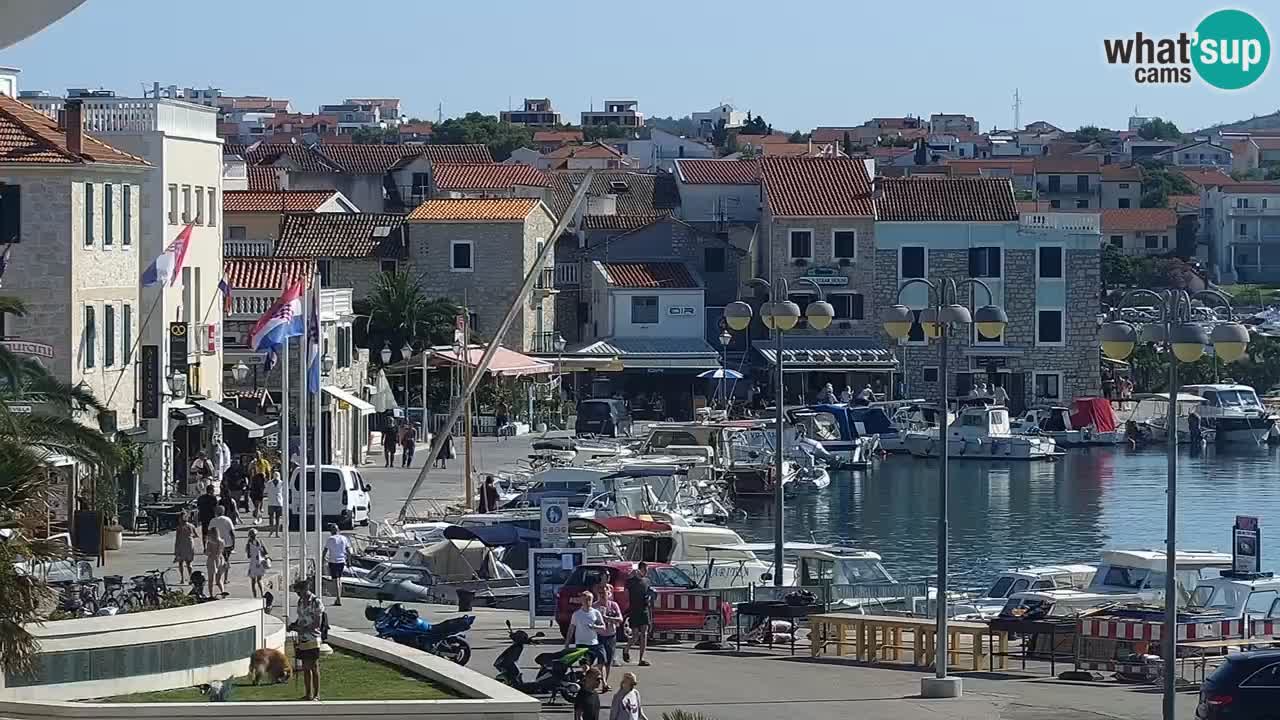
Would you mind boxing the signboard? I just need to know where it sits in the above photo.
[140,345,161,419]
[799,275,850,287]
[168,322,189,373]
[529,547,584,625]
[667,306,696,316]
[0,340,54,358]
[540,497,569,548]
[1234,515,1261,574]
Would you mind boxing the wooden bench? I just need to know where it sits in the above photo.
[809,613,1009,671]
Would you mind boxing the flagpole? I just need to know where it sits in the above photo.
[281,296,291,631]
[312,273,323,599]
[298,282,309,582]
[105,287,166,407]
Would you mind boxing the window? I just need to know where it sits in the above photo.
[450,241,473,271]
[1049,199,1061,209]
[968,247,1001,278]
[181,186,192,223]
[1037,309,1064,345]
[1038,246,1063,279]
[788,292,815,324]
[631,295,658,324]
[207,189,216,227]
[123,185,132,246]
[317,259,332,286]
[1240,222,1249,236]
[923,367,939,383]
[380,258,398,274]
[103,184,113,246]
[1118,198,1131,208]
[1046,175,1060,192]
[194,187,205,225]
[900,246,926,279]
[337,326,351,368]
[1119,183,1131,189]
[1110,235,1124,248]
[1075,198,1089,209]
[788,230,813,260]
[1145,235,1159,249]
[829,293,864,320]
[703,247,725,273]
[1242,662,1280,688]
[167,184,178,224]
[1034,372,1062,400]
[1237,197,1250,209]
[833,230,857,260]
[1162,235,1169,249]
[227,226,247,242]
[122,304,132,364]
[104,304,115,367]
[84,305,96,369]
[84,183,94,246]
[411,172,430,195]
[1076,175,1089,192]
[1265,198,1272,209]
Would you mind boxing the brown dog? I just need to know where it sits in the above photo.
[248,648,291,685]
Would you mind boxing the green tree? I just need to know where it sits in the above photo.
[787,130,807,143]
[1102,243,1137,289]
[1073,125,1105,143]
[1139,160,1195,208]
[877,135,912,147]
[429,112,533,161]
[0,297,124,671]
[644,115,696,137]
[1138,118,1183,141]
[739,114,771,135]
[351,126,399,145]
[359,272,461,366]
[583,123,628,141]
[711,119,729,149]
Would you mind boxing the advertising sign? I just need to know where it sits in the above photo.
[1234,515,1261,574]
[140,345,160,419]
[529,547,584,626]
[540,497,569,548]
[168,322,188,373]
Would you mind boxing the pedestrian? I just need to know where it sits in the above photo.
[575,667,602,720]
[213,438,232,485]
[435,431,454,470]
[195,483,218,548]
[173,510,197,584]
[565,590,607,668]
[250,451,271,482]
[382,423,398,468]
[245,528,269,599]
[322,523,352,606]
[622,563,652,666]
[496,403,510,441]
[609,672,649,720]
[204,523,226,597]
[593,583,623,691]
[815,383,836,404]
[839,385,854,403]
[208,505,236,593]
[218,482,240,525]
[992,383,1010,407]
[249,471,266,523]
[478,475,500,513]
[267,470,285,537]
[290,579,324,701]
[190,451,214,488]
[399,422,416,468]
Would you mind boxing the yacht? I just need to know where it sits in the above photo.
[1005,549,1233,614]
[1012,398,1126,447]
[1128,392,1217,444]
[920,563,1098,619]
[785,404,881,468]
[904,404,1059,460]
[1181,383,1276,445]
[881,402,947,453]
[604,513,786,588]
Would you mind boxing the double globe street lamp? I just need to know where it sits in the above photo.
[881,277,1007,699]
[723,277,832,587]
[1098,288,1248,720]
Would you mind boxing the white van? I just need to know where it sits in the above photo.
[289,465,372,531]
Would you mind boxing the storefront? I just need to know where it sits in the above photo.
[753,336,898,405]
[576,337,722,421]
[321,386,375,466]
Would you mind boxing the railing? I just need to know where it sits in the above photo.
[533,266,556,292]
[531,331,558,354]
[394,185,432,207]
[230,294,276,317]
[223,239,274,257]
[1019,212,1100,233]
[25,97,219,141]
[1229,207,1280,216]
[555,261,580,287]
[1235,266,1280,283]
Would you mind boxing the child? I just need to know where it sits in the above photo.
[574,667,601,720]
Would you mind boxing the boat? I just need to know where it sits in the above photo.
[1127,392,1217,444]
[1009,549,1233,614]
[881,402,950,453]
[920,563,1098,619]
[638,420,794,498]
[1188,569,1280,619]
[783,458,831,495]
[600,514,786,587]
[903,404,1060,460]
[785,404,882,469]
[1014,398,1126,447]
[1181,383,1277,445]
[339,536,525,607]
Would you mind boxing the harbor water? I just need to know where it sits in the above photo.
[728,445,1280,587]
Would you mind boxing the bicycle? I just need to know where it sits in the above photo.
[99,575,127,610]
[121,569,171,611]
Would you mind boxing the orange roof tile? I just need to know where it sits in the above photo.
[1101,208,1177,232]
[407,198,540,222]
[877,176,1017,222]
[946,159,1035,176]
[1101,164,1142,181]
[1168,194,1202,210]
[762,157,874,217]
[247,166,280,191]
[1219,182,1280,194]
[1034,156,1102,174]
[1177,168,1235,187]
[223,258,316,290]
[598,261,699,289]
[223,190,338,213]
[434,163,549,190]
[0,95,148,167]
[533,130,583,144]
[674,159,760,185]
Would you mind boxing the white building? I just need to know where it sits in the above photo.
[614,129,715,172]
[691,104,748,138]
[1202,181,1280,283]
[581,100,643,129]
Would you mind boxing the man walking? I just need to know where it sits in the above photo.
[622,562,653,667]
[195,483,218,548]
[207,505,236,593]
[381,423,397,468]
[322,524,353,606]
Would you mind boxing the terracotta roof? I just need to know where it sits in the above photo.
[1034,156,1102,174]
[433,163,549,190]
[946,158,1034,176]
[757,143,825,157]
[407,198,540,222]
[1168,194,1202,210]
[533,130,583,144]
[223,190,338,213]
[735,132,793,144]
[0,96,148,167]
[674,159,760,185]
[223,258,316,291]
[398,122,434,136]
[761,157,874,217]
[1101,208,1177,232]
[868,146,914,160]
[224,142,494,175]
[1101,165,1142,181]
[1218,182,1280,194]
[247,166,281,191]
[582,213,671,231]
[1177,168,1235,187]
[810,127,862,144]
[275,213,406,258]
[547,171,680,220]
[597,261,699,289]
[224,143,342,173]
[877,176,1018,222]
[546,142,623,160]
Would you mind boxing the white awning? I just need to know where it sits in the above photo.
[192,399,276,439]
[323,386,375,416]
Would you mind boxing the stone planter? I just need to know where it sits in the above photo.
[103,526,123,551]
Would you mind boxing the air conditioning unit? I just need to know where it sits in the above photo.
[200,323,219,355]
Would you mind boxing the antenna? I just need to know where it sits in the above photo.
[437,101,443,125]
[1012,89,1022,130]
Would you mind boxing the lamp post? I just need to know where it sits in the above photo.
[400,341,413,408]
[724,277,833,586]
[1099,288,1248,720]
[380,343,392,366]
[881,277,1007,699]
[554,333,566,427]
[231,361,250,384]
[718,329,732,410]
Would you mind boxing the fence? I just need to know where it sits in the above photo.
[1072,615,1248,679]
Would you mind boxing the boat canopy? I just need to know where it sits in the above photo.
[531,438,576,452]
[595,516,672,535]
[600,465,686,481]
[1070,397,1118,432]
[443,524,538,547]
[699,542,834,553]
[848,406,894,435]
[1136,392,1207,404]
[400,538,503,581]
[788,403,893,440]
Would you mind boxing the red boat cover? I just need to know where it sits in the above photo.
[595,516,671,534]
[1070,397,1118,432]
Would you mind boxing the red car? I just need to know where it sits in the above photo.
[555,561,732,637]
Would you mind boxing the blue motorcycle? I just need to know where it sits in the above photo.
[365,602,474,666]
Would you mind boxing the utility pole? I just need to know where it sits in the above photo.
[1012,89,1022,131]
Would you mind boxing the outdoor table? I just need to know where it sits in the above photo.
[735,601,823,655]
[809,613,1009,671]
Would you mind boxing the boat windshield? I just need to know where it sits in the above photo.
[1190,584,1280,616]
[796,412,842,441]
[839,558,893,583]
[1216,390,1261,408]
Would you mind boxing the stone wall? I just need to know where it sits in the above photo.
[760,214,878,337]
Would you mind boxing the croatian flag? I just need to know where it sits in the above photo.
[218,278,234,314]
[248,280,305,353]
[141,224,194,287]
[307,284,320,394]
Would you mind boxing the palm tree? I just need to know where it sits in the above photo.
[0,296,124,672]
[359,271,460,365]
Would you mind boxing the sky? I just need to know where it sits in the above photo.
[2,0,1279,134]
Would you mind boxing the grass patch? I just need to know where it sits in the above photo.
[98,649,459,703]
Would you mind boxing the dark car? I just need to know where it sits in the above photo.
[575,399,632,437]
[1197,650,1280,719]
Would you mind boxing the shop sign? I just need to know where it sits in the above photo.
[0,340,54,358]
[141,345,161,419]
[668,307,696,316]
[799,275,849,286]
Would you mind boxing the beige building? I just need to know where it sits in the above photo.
[1102,208,1177,256]
[222,189,355,255]
[1101,165,1142,209]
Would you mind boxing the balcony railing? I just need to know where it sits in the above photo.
[224,239,274,257]
[1233,233,1280,244]
[1019,212,1100,233]
[1229,206,1280,216]
[555,262,580,287]
[393,185,432,208]
[533,267,556,292]
[25,97,219,141]
[531,331,559,354]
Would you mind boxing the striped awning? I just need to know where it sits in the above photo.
[754,337,897,370]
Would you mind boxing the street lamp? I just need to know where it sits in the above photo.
[882,277,1006,700]
[723,277,832,587]
[380,343,392,365]
[231,361,250,383]
[322,354,335,375]
[1099,288,1247,720]
[718,329,732,410]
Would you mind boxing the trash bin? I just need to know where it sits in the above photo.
[457,589,475,611]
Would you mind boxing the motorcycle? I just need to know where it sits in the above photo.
[365,602,473,666]
[493,620,590,705]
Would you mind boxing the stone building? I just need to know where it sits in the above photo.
[273,212,407,301]
[874,176,1102,409]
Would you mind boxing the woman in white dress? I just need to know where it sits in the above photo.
[244,528,270,598]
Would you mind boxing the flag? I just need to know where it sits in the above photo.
[218,279,234,314]
[263,348,277,374]
[141,224,194,287]
[307,283,320,394]
[248,280,304,353]
[0,244,11,287]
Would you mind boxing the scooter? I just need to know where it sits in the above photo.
[365,602,474,666]
[493,620,590,705]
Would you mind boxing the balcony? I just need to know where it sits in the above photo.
[530,331,562,354]
[1019,212,1100,233]
[390,185,432,211]
[224,239,274,257]
[555,262,580,287]
[1228,206,1280,216]
[1232,233,1280,244]
[532,266,557,296]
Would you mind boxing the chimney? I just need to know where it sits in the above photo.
[64,98,83,157]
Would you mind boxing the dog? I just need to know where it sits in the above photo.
[247,648,291,685]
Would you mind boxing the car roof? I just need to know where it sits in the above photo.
[1227,649,1280,663]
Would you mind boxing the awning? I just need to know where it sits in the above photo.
[576,337,721,370]
[391,343,553,377]
[192,399,276,439]
[323,386,375,416]
[754,336,897,371]
[169,405,204,427]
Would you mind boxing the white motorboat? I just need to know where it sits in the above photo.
[785,404,881,468]
[1181,383,1276,445]
[919,563,1097,619]
[1128,392,1217,444]
[784,460,831,495]
[1013,398,1127,447]
[904,404,1059,460]
[1008,548,1232,613]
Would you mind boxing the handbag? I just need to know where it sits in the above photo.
[447,443,457,459]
